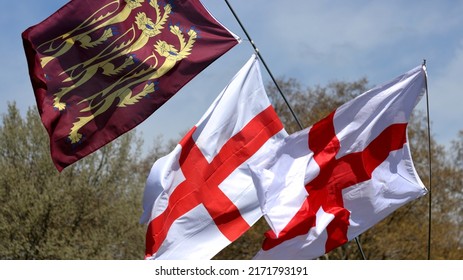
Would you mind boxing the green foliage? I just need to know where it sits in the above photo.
[216,77,463,260]
[0,103,164,259]
[2,73,462,260]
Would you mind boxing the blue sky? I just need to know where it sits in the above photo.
[2,0,463,153]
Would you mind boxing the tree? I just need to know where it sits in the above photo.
[0,103,168,259]
[216,77,463,260]
[3,73,462,260]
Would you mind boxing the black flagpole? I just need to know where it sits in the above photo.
[224,0,367,260]
[423,59,433,260]
[223,0,303,130]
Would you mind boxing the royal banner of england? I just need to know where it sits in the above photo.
[22,0,239,171]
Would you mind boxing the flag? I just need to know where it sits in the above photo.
[22,0,239,171]
[250,65,428,260]
[139,54,287,259]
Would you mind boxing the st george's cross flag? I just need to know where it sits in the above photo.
[250,65,428,260]
[22,0,239,171]
[139,55,287,259]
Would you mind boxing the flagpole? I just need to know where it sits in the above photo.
[223,0,304,130]
[354,237,367,260]
[223,0,368,260]
[423,59,433,260]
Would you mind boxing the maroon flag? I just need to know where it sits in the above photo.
[22,0,239,171]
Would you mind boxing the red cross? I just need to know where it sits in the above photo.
[262,111,408,253]
[145,106,284,258]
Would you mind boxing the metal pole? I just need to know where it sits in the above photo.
[423,60,433,260]
[355,237,367,260]
[223,0,304,130]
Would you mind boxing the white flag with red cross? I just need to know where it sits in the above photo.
[250,64,428,260]
[140,54,287,259]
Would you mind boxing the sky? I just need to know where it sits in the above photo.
[2,0,463,154]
